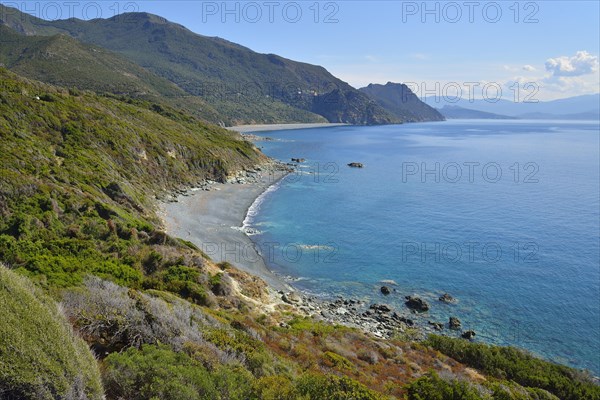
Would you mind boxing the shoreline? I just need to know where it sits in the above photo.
[227,122,349,133]
[160,161,293,292]
[158,153,600,376]
[158,157,432,339]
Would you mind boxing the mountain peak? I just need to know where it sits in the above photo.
[109,12,166,23]
[359,82,445,122]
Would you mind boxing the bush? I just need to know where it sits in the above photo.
[103,345,218,400]
[0,265,103,399]
[63,276,221,354]
[404,371,563,400]
[425,335,600,400]
[295,373,387,400]
[103,345,256,400]
[405,372,487,400]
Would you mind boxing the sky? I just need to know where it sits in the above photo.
[2,0,599,100]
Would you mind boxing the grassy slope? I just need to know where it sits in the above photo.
[0,67,263,288]
[0,264,103,399]
[0,25,226,124]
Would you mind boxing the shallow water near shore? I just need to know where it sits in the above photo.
[247,120,600,374]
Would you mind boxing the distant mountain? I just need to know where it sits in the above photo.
[517,110,600,120]
[359,82,445,122]
[0,5,400,125]
[438,105,516,120]
[423,93,600,119]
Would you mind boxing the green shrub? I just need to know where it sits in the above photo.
[405,372,487,400]
[103,345,255,400]
[0,265,104,399]
[251,375,300,399]
[295,373,387,400]
[425,335,600,400]
[103,345,218,400]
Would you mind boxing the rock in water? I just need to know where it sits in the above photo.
[380,286,391,295]
[347,162,364,168]
[449,317,462,330]
[439,293,455,303]
[428,321,444,331]
[405,296,430,312]
[462,330,476,340]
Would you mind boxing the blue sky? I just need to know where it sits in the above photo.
[2,1,599,100]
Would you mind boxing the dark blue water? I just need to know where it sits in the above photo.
[248,120,600,374]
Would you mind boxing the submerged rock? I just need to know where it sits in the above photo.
[347,162,364,168]
[405,296,430,312]
[439,293,455,303]
[380,286,391,295]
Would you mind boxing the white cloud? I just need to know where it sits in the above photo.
[503,64,536,73]
[545,51,599,77]
[409,53,429,61]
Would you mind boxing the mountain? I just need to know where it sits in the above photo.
[423,93,600,119]
[517,110,600,120]
[438,105,517,119]
[0,5,398,125]
[0,25,225,123]
[359,82,445,122]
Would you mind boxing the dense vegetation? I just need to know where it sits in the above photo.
[0,265,103,399]
[0,4,396,125]
[425,335,600,400]
[0,67,261,291]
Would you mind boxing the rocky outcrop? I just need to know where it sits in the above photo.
[449,317,461,330]
[405,296,430,312]
[370,303,392,313]
[429,321,444,331]
[282,292,302,304]
[462,330,476,340]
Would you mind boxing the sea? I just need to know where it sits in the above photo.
[245,119,600,374]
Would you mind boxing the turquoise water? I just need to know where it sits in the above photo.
[248,120,600,374]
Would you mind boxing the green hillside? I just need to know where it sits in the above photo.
[0,25,230,124]
[0,5,394,125]
[0,67,263,288]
